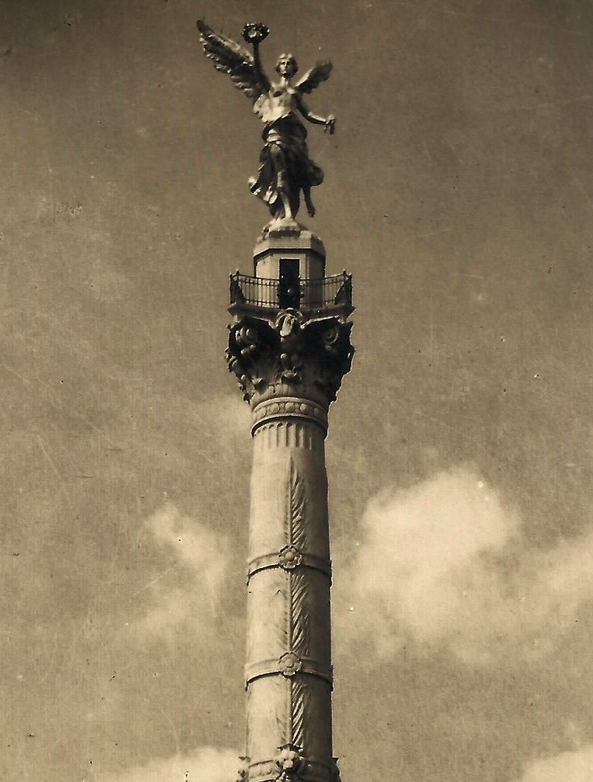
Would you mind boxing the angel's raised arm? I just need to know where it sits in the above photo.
[196,20,269,101]
[243,24,271,93]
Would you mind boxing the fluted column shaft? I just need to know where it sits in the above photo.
[246,398,333,782]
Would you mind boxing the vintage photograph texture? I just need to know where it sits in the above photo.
[2,1,593,781]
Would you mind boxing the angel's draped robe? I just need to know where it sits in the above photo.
[248,109,324,218]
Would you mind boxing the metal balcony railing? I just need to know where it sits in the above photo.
[229,271,352,311]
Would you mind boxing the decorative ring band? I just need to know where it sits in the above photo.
[247,551,332,579]
[251,397,328,435]
[245,655,333,686]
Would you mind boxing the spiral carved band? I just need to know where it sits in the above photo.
[251,397,328,435]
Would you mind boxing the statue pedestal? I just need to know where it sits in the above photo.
[254,223,326,283]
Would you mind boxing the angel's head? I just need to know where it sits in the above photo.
[275,53,298,78]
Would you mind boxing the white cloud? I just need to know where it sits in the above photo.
[337,468,593,664]
[101,745,239,782]
[130,505,230,640]
[512,745,593,782]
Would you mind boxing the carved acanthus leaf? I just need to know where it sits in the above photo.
[226,314,353,404]
[273,581,290,650]
[290,570,310,658]
[286,457,307,550]
[290,677,307,748]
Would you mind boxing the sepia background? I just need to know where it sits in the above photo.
[2,0,593,780]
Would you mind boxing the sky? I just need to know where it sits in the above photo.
[2,0,593,780]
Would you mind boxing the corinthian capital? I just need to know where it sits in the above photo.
[226,310,354,406]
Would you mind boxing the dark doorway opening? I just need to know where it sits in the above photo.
[278,259,301,309]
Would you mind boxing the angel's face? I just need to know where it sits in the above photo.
[276,55,298,79]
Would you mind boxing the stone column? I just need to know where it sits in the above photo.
[246,398,332,782]
[226,225,353,782]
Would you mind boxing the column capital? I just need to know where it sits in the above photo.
[226,310,354,411]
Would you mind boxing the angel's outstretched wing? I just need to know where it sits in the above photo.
[294,61,333,95]
[197,20,269,101]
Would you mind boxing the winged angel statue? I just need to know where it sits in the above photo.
[197,20,336,224]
